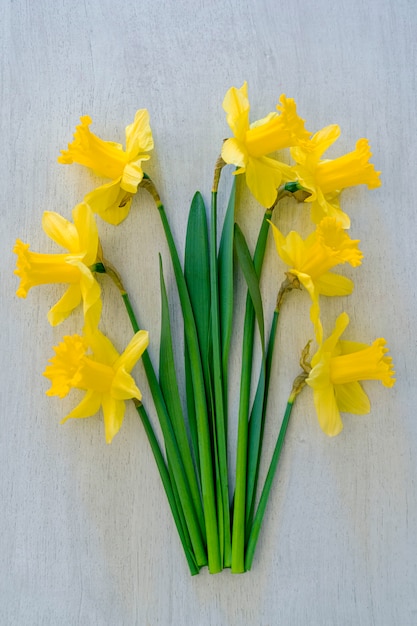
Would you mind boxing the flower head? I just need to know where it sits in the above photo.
[221,82,310,207]
[14,203,101,328]
[291,125,381,227]
[270,217,363,341]
[59,110,154,225]
[306,313,395,436]
[44,328,149,443]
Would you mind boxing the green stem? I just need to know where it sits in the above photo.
[143,179,220,573]
[135,401,199,575]
[245,374,307,571]
[245,277,294,535]
[121,291,207,568]
[245,308,279,533]
[210,188,231,568]
[232,210,272,573]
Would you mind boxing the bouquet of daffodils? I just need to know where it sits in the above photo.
[14,83,395,575]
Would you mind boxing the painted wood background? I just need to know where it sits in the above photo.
[2,0,416,624]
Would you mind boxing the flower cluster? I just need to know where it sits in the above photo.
[14,84,395,576]
[14,116,152,442]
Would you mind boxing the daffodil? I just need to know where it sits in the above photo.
[221,82,310,207]
[306,312,395,436]
[14,202,101,328]
[270,217,363,341]
[291,125,381,227]
[58,110,153,225]
[43,328,149,443]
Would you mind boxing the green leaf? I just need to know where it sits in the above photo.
[233,223,265,353]
[184,191,211,372]
[218,178,235,384]
[159,255,206,543]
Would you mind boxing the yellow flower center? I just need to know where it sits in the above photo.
[58,116,128,180]
[315,139,381,194]
[44,335,115,396]
[330,339,395,387]
[44,335,87,397]
[14,240,82,297]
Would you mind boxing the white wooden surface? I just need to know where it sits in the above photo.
[2,1,417,624]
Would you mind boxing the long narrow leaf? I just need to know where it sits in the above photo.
[159,256,206,540]
[184,192,211,375]
[218,178,236,381]
[184,192,211,475]
[233,223,265,353]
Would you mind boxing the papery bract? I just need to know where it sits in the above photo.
[306,312,395,436]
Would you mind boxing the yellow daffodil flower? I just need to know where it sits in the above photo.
[221,82,310,207]
[43,328,149,444]
[291,125,381,228]
[306,312,395,436]
[270,217,363,341]
[58,110,153,225]
[14,203,101,328]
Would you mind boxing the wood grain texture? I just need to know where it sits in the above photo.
[1,0,417,623]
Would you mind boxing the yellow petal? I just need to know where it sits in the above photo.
[310,312,350,369]
[222,82,250,140]
[102,395,125,444]
[221,137,247,169]
[84,328,119,366]
[111,367,142,400]
[72,202,99,264]
[70,261,102,329]
[84,179,133,225]
[282,230,306,268]
[314,272,354,296]
[61,389,102,421]
[125,109,154,156]
[42,211,79,252]
[121,158,147,193]
[334,381,371,414]
[116,329,149,373]
[47,284,82,326]
[245,156,291,208]
[312,384,344,436]
[310,124,341,159]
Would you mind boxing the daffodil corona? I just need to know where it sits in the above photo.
[14,203,102,327]
[291,125,381,227]
[306,312,395,436]
[59,110,154,224]
[221,82,310,207]
[270,217,363,341]
[44,329,149,443]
